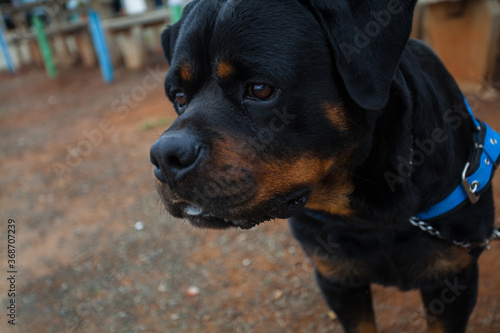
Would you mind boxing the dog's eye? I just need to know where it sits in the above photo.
[248,84,276,101]
[175,92,187,107]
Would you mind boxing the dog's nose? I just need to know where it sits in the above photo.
[150,132,205,183]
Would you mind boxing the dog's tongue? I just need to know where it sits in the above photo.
[269,195,308,219]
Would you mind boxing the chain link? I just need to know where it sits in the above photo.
[409,217,443,239]
[408,217,496,250]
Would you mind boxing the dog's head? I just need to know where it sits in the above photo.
[150,0,417,229]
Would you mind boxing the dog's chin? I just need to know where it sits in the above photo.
[162,188,311,230]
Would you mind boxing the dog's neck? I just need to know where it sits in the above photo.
[348,62,474,225]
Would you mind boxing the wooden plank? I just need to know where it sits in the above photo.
[53,34,74,68]
[17,39,31,66]
[7,22,87,42]
[103,8,170,31]
[424,0,500,87]
[148,26,163,56]
[106,30,122,66]
[28,39,43,67]
[47,22,87,35]
[7,31,36,43]
[74,32,96,68]
[115,24,145,70]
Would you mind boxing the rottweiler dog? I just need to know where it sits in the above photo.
[150,0,498,332]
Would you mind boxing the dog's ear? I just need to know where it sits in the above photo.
[161,1,199,65]
[161,22,180,65]
[304,0,417,110]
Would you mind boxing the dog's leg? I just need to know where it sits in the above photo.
[316,271,377,333]
[419,261,479,333]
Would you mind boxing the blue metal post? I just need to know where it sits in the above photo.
[0,23,15,73]
[88,10,113,83]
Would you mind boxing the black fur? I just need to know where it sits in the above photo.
[151,1,496,332]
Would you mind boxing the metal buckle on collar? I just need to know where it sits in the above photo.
[461,162,480,204]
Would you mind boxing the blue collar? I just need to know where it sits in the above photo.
[415,96,500,221]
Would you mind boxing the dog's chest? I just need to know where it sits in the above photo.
[289,219,472,289]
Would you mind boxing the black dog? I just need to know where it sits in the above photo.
[150,1,500,332]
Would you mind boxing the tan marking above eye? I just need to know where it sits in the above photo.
[216,60,234,79]
[322,102,349,132]
[179,63,194,82]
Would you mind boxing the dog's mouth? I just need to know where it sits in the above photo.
[181,204,270,229]
[175,189,311,229]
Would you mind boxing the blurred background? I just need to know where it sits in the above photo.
[0,0,499,332]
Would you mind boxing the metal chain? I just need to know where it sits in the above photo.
[409,217,500,250]
[409,217,444,239]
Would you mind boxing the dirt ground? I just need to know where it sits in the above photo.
[0,64,499,333]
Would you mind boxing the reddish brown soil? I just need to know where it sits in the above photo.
[0,66,499,333]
